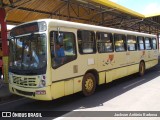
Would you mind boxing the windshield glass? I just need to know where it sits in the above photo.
[9,34,47,72]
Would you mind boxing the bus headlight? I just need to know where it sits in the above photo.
[39,79,46,88]
[38,75,46,88]
[41,80,46,86]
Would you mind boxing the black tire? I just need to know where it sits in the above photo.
[82,73,96,96]
[139,61,145,76]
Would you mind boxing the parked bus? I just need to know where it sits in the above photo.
[9,19,158,100]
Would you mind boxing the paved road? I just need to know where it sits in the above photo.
[0,63,160,120]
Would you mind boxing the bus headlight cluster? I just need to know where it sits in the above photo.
[38,75,46,88]
[41,80,46,86]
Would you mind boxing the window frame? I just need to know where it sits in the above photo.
[114,34,127,52]
[96,32,114,53]
[145,37,152,50]
[50,31,77,69]
[151,38,157,50]
[137,36,145,50]
[77,30,96,54]
[127,35,137,51]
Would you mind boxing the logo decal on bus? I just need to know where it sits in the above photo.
[103,54,115,66]
[141,51,145,59]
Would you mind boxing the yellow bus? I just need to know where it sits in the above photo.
[9,19,158,100]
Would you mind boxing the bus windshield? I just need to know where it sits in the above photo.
[9,34,47,74]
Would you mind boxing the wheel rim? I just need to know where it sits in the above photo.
[85,77,94,92]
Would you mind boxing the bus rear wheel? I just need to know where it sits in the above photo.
[82,73,96,96]
[139,61,145,76]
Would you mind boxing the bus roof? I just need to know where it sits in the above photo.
[13,19,156,38]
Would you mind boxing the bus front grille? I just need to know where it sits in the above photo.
[13,76,38,87]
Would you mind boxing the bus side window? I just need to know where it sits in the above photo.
[114,34,126,52]
[137,36,145,50]
[127,35,137,51]
[151,38,157,50]
[77,30,96,54]
[97,32,113,53]
[145,37,152,50]
[50,31,77,68]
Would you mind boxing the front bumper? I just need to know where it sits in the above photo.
[9,83,52,101]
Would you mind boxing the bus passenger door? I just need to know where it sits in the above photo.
[50,27,78,98]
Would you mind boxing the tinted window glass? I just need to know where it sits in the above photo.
[114,34,126,52]
[145,37,151,50]
[127,35,137,51]
[77,30,96,54]
[137,36,145,50]
[50,31,76,68]
[152,38,157,50]
[97,32,113,53]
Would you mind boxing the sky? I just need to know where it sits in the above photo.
[109,0,160,15]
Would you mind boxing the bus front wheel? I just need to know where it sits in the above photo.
[139,61,145,76]
[82,73,96,96]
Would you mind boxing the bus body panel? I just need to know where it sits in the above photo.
[99,72,105,84]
